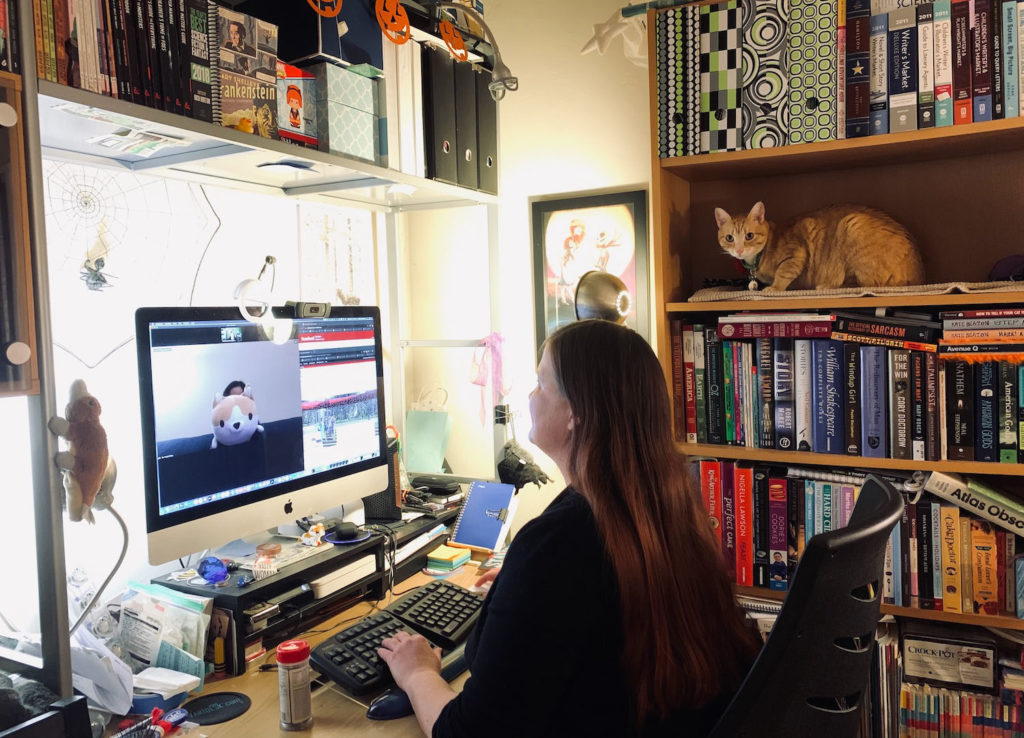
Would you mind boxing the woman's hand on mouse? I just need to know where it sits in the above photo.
[475,567,500,588]
[378,631,441,691]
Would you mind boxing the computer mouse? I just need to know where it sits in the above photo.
[366,688,414,721]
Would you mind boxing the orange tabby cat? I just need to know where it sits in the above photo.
[714,202,925,291]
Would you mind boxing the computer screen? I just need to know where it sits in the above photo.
[135,305,389,564]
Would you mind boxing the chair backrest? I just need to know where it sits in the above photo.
[707,474,904,738]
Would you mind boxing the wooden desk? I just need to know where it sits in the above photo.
[186,564,482,737]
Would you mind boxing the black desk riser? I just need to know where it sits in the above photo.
[152,510,459,675]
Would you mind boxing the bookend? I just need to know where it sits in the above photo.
[708,474,903,738]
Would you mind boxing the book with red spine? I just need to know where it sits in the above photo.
[718,321,833,339]
[768,474,789,591]
[670,318,685,442]
[699,459,723,544]
[952,0,974,123]
[682,323,697,443]
[717,312,834,323]
[733,462,754,588]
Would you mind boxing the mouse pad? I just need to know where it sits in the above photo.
[182,691,251,724]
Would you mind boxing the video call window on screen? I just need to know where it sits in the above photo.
[146,314,381,517]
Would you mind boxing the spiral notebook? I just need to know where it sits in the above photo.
[448,481,518,554]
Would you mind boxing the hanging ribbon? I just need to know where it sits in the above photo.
[471,332,506,425]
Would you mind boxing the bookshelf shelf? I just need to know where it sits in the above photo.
[666,291,1024,315]
[680,444,1024,477]
[35,80,498,211]
[737,587,1024,631]
[660,116,1024,182]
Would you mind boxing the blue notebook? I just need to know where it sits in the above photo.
[449,481,518,553]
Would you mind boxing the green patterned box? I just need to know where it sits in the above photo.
[307,62,382,163]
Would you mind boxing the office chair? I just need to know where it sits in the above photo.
[707,473,904,738]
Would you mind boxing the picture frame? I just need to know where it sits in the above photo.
[531,188,649,352]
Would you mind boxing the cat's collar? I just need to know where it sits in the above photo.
[741,252,761,277]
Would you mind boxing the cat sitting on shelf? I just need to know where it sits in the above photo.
[714,201,925,292]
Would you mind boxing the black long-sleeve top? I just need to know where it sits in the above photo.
[432,487,738,738]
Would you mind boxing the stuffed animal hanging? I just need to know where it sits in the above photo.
[48,379,117,524]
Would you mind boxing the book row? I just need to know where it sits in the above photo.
[699,460,1024,619]
[865,622,1024,737]
[655,0,1024,157]
[0,0,21,75]
[672,314,1024,465]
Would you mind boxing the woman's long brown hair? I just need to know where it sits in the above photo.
[546,320,760,722]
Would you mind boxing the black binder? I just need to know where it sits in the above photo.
[475,68,498,194]
[422,44,458,185]
[454,60,478,190]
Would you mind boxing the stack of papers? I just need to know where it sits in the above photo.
[426,544,471,571]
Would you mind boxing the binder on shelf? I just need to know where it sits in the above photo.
[787,0,838,144]
[698,0,742,154]
[422,43,458,185]
[448,481,518,554]
[475,67,498,194]
[741,0,789,148]
[453,59,478,190]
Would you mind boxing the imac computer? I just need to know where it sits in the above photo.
[135,305,389,565]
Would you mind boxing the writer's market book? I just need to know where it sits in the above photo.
[449,481,518,554]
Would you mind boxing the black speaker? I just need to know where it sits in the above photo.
[362,437,402,521]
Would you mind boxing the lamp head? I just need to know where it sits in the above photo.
[488,58,518,100]
[574,270,632,324]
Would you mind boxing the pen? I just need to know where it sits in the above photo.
[110,710,158,738]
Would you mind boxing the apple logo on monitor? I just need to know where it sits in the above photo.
[284,501,293,514]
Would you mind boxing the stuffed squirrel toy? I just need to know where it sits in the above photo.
[48,379,117,523]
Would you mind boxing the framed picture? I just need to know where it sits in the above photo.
[531,189,649,351]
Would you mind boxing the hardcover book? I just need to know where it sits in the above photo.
[699,459,724,543]
[917,1,936,127]
[844,342,862,454]
[694,325,708,444]
[683,324,697,444]
[721,460,737,579]
[889,348,912,459]
[952,0,974,123]
[933,0,954,125]
[772,337,796,451]
[733,462,754,587]
[870,12,890,133]
[752,467,770,588]
[940,504,963,613]
[793,340,813,452]
[670,318,684,442]
[910,351,926,460]
[974,360,997,462]
[917,502,934,609]
[924,471,1024,537]
[768,474,788,591]
[946,358,975,460]
[277,62,318,147]
[822,339,844,454]
[998,360,1018,462]
[888,6,919,132]
[860,345,888,458]
[847,0,872,137]
[972,0,995,121]
[925,351,940,460]
[757,337,774,450]
[704,327,725,444]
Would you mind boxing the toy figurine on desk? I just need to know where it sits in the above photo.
[48,379,117,523]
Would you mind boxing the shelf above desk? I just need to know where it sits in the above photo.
[36,80,498,212]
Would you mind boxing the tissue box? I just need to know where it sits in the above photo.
[307,62,383,164]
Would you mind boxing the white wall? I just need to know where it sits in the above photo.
[486,0,653,529]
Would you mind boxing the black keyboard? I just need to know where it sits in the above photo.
[387,580,483,651]
[310,580,483,695]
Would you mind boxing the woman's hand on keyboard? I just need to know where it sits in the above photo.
[474,567,500,588]
[378,631,442,691]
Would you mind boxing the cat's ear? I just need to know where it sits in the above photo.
[714,207,731,229]
[748,202,766,223]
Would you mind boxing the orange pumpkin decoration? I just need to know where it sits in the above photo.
[439,18,468,61]
[376,0,411,44]
[307,0,342,18]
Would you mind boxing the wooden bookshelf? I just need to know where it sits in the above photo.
[646,6,1024,637]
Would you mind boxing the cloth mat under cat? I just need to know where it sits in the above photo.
[687,280,1024,303]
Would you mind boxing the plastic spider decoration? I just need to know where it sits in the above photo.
[80,257,113,291]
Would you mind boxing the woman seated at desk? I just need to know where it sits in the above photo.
[379,320,761,737]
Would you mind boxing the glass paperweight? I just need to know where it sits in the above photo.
[197,556,229,585]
